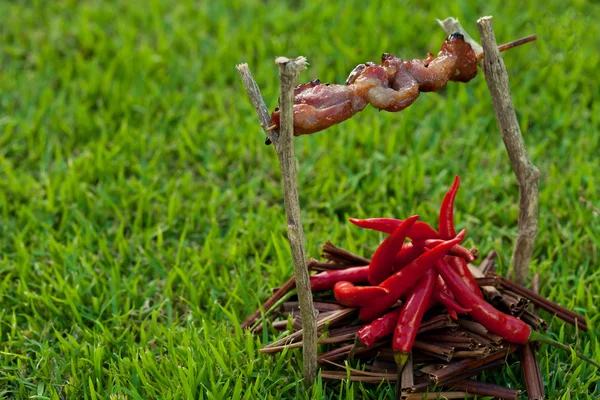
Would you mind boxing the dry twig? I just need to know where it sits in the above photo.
[477,16,540,285]
[438,17,540,285]
[236,58,318,385]
[519,343,545,399]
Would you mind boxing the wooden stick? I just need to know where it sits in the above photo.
[475,34,537,60]
[407,360,505,394]
[419,363,443,375]
[438,17,539,285]
[277,56,318,384]
[328,325,362,338]
[500,289,529,315]
[496,275,588,331]
[262,308,354,350]
[321,241,371,265]
[437,18,536,61]
[418,314,458,334]
[282,301,346,312]
[318,344,355,364]
[462,332,493,347]
[496,34,537,54]
[449,380,521,400]
[420,334,478,346]
[521,310,549,333]
[479,250,498,275]
[453,348,491,358]
[413,340,455,361]
[431,345,519,384]
[519,342,545,399]
[477,16,540,285]
[308,260,363,271]
[468,265,503,303]
[457,319,503,345]
[405,393,474,400]
[474,277,498,287]
[429,341,477,351]
[321,359,397,377]
[401,353,414,389]
[236,59,318,385]
[317,332,356,344]
[261,333,356,354]
[320,370,397,382]
[236,64,280,146]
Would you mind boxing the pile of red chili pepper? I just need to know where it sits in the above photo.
[244,176,598,399]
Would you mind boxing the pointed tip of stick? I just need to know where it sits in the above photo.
[235,63,249,72]
[436,16,458,26]
[275,55,308,65]
[275,56,309,74]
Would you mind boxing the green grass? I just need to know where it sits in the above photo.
[0,0,599,398]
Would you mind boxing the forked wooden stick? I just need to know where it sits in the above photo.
[236,58,318,385]
[477,17,540,285]
[439,17,539,285]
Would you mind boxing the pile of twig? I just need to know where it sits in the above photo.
[242,243,588,400]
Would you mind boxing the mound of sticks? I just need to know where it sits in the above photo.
[242,243,587,400]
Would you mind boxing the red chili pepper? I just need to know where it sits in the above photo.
[310,266,368,292]
[394,229,467,272]
[417,239,474,262]
[354,277,466,348]
[436,256,600,369]
[359,235,463,322]
[356,307,402,347]
[447,256,483,298]
[434,259,530,344]
[435,272,451,295]
[392,268,436,370]
[393,242,424,272]
[333,281,389,307]
[368,215,420,285]
[430,293,458,320]
[438,175,460,239]
[428,274,471,318]
[349,218,441,241]
[429,288,471,318]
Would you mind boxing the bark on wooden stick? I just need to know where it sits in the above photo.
[438,17,539,284]
[236,59,318,385]
[477,16,540,285]
[275,56,318,385]
[236,64,280,146]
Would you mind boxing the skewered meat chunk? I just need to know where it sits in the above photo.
[271,33,478,136]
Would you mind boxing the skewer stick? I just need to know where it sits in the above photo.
[438,18,536,63]
[476,34,537,60]
[236,58,319,386]
[497,34,537,53]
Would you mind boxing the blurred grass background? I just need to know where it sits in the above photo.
[0,0,599,398]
